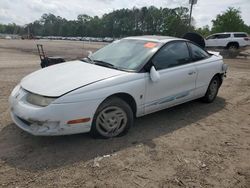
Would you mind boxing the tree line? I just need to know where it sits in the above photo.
[0,6,249,38]
[196,7,250,37]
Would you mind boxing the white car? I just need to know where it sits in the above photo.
[205,32,250,49]
[9,36,228,138]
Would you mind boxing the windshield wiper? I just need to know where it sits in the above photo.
[81,56,94,64]
[93,60,116,69]
[82,58,124,71]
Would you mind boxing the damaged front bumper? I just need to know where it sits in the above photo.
[10,112,62,135]
[9,85,94,136]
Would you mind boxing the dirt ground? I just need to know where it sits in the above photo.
[0,39,250,188]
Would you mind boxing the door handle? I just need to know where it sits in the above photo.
[188,71,196,75]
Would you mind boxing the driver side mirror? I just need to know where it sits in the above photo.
[150,66,160,82]
[87,50,93,57]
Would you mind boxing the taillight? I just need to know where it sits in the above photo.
[244,37,249,41]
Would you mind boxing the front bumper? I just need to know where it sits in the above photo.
[9,86,99,136]
[10,111,64,136]
[222,63,229,77]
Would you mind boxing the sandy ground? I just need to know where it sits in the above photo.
[0,39,250,188]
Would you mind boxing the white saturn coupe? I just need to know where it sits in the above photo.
[9,35,228,138]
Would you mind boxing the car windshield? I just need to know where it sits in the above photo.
[89,39,161,71]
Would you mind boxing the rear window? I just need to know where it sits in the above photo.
[234,33,248,38]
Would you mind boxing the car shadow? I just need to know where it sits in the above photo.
[0,97,226,172]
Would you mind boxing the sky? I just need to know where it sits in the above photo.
[0,0,249,28]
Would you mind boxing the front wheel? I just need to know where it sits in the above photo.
[201,76,220,103]
[90,97,133,138]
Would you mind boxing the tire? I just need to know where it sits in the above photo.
[90,97,134,138]
[201,76,221,103]
[227,44,239,58]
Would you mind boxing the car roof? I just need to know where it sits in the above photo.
[124,35,186,43]
[211,32,247,35]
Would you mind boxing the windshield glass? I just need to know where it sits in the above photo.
[90,39,161,71]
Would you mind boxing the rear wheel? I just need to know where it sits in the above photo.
[202,76,220,103]
[227,44,239,58]
[90,97,133,138]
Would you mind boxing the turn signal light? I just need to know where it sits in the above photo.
[67,118,91,124]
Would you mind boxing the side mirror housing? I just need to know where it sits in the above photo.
[87,50,93,57]
[150,66,160,82]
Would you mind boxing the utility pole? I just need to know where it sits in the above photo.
[189,0,197,27]
[27,26,30,39]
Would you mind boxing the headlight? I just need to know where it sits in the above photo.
[26,93,57,107]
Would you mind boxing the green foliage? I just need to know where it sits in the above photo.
[0,23,24,34]
[0,6,191,37]
[196,7,250,37]
[211,7,249,33]
[2,6,248,38]
[196,25,211,37]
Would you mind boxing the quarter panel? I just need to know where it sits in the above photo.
[193,55,223,97]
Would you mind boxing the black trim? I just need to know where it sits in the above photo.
[186,41,211,63]
[183,32,206,49]
[136,43,164,73]
[16,116,31,126]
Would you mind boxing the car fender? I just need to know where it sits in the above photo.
[53,72,147,117]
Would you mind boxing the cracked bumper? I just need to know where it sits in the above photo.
[9,86,98,136]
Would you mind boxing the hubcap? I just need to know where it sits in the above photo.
[209,79,218,100]
[228,46,238,57]
[229,46,237,51]
[96,106,127,137]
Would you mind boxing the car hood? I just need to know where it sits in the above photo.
[21,60,126,97]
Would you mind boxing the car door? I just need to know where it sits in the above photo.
[206,34,218,47]
[216,34,231,47]
[144,41,197,114]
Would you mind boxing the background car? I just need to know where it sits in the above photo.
[205,32,250,50]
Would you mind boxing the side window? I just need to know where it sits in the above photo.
[188,42,210,61]
[234,33,247,38]
[217,34,230,39]
[207,35,216,40]
[152,42,190,70]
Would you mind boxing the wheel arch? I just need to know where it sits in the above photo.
[102,93,137,117]
[211,73,223,87]
[226,42,239,48]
